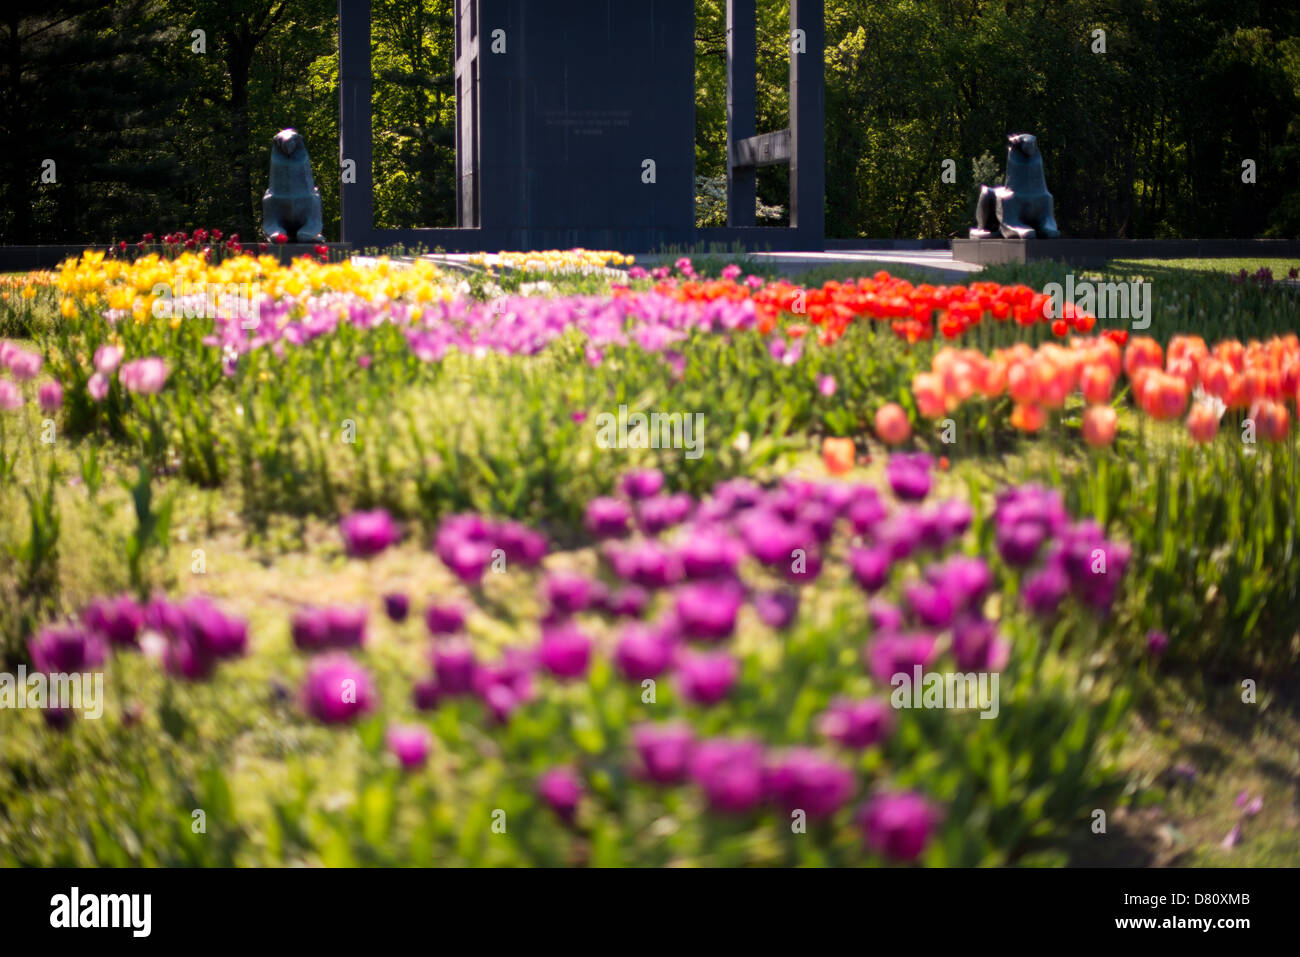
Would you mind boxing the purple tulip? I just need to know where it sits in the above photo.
[543,572,600,617]
[677,526,743,580]
[886,453,933,502]
[387,724,432,770]
[902,581,956,630]
[858,791,940,861]
[818,698,894,749]
[434,513,494,551]
[425,601,467,636]
[1146,629,1169,658]
[383,592,410,623]
[637,492,694,534]
[433,639,477,693]
[997,522,1046,566]
[37,380,63,411]
[767,486,809,522]
[81,594,143,649]
[1022,562,1069,617]
[872,512,924,561]
[677,650,738,706]
[93,344,123,375]
[797,502,837,546]
[118,357,168,394]
[7,347,42,380]
[474,648,537,723]
[441,538,493,585]
[632,721,695,784]
[42,706,74,730]
[1221,823,1242,849]
[302,654,376,724]
[689,738,765,813]
[711,477,763,512]
[866,632,937,684]
[814,482,855,516]
[1058,525,1131,612]
[29,624,106,673]
[86,373,110,403]
[614,623,674,681]
[493,521,548,566]
[619,468,665,500]
[925,555,992,613]
[993,486,1068,567]
[585,496,632,538]
[292,605,365,652]
[736,509,809,567]
[339,508,399,558]
[868,599,904,633]
[180,597,248,660]
[605,585,650,618]
[764,749,856,819]
[412,677,442,711]
[606,539,683,589]
[849,546,892,592]
[847,491,889,535]
[932,498,973,541]
[674,581,744,641]
[537,622,592,679]
[994,485,1069,533]
[538,766,583,821]
[290,606,330,651]
[481,682,520,723]
[951,616,1010,672]
[163,632,216,681]
[753,590,799,630]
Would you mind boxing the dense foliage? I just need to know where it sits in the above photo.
[3,0,1298,243]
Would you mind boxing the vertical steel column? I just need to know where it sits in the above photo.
[726,0,757,227]
[454,0,480,228]
[789,0,824,239]
[338,0,374,244]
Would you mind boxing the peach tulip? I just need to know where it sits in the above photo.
[1081,405,1117,447]
[874,403,912,446]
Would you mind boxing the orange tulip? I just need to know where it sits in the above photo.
[1081,405,1118,447]
[874,403,912,446]
[912,372,948,419]
[1186,403,1220,443]
[1007,361,1040,405]
[1010,403,1046,432]
[1199,357,1231,398]
[1124,337,1163,380]
[822,437,856,474]
[1156,374,1189,420]
[1080,364,1115,404]
[1251,400,1290,442]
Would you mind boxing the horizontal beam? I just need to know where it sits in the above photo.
[731,129,792,169]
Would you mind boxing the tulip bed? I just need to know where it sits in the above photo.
[0,249,1296,867]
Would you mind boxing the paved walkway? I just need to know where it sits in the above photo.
[742,249,982,281]
[372,247,984,283]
